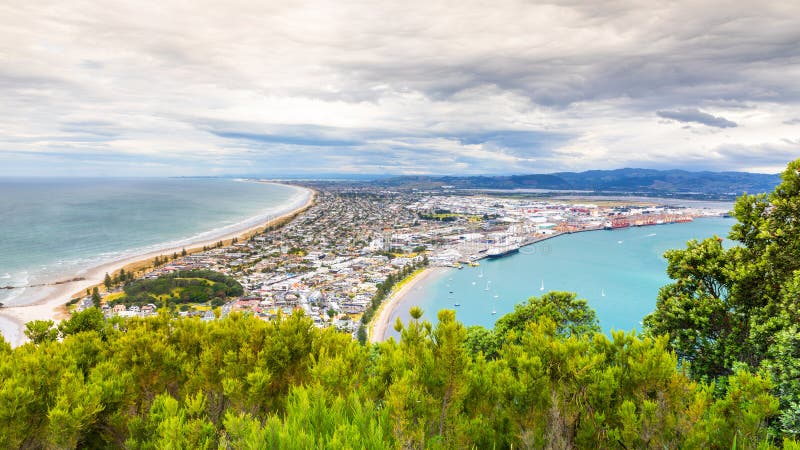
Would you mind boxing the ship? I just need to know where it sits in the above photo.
[604,217,631,229]
[486,244,520,259]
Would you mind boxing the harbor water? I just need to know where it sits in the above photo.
[383,216,736,338]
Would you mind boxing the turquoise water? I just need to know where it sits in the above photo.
[383,217,736,337]
[0,178,307,306]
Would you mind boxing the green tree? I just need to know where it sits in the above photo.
[104,273,112,291]
[24,320,58,344]
[495,291,599,342]
[59,307,106,338]
[91,286,101,304]
[645,158,800,426]
[0,288,790,447]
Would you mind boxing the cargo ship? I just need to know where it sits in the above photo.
[604,217,631,229]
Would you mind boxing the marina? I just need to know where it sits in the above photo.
[379,216,736,341]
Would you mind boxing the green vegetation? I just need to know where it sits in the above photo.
[419,211,487,222]
[1,295,790,449]
[107,270,243,308]
[645,159,800,434]
[1,160,796,448]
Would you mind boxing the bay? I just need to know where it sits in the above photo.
[0,178,307,306]
[384,216,736,337]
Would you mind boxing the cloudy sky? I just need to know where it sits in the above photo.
[1,0,798,176]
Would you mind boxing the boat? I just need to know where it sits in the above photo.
[485,281,491,291]
[604,217,631,229]
[540,280,545,291]
[478,269,484,278]
[601,288,605,297]
[491,310,496,315]
[612,218,631,229]
[454,303,461,307]
[469,261,480,267]
[486,243,520,259]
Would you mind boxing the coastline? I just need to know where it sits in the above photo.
[0,183,315,347]
[368,216,730,344]
[370,267,448,343]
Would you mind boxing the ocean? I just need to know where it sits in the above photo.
[382,216,737,338]
[0,178,308,307]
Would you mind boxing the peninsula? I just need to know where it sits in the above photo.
[22,183,730,349]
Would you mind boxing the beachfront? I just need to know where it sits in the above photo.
[370,267,447,343]
[1,182,729,348]
[0,185,314,346]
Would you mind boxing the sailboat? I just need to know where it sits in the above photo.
[601,288,606,297]
[485,280,491,291]
[540,280,545,291]
[478,269,484,278]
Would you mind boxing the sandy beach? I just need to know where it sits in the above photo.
[0,184,315,347]
[370,267,448,343]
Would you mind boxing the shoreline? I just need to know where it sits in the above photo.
[369,267,448,343]
[0,184,316,347]
[368,216,731,343]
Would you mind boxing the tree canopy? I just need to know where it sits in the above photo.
[0,294,790,449]
[113,270,243,307]
[645,158,800,435]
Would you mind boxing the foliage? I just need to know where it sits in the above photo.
[0,293,791,448]
[644,159,800,431]
[23,320,58,344]
[113,270,243,307]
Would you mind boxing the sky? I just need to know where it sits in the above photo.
[1,0,798,177]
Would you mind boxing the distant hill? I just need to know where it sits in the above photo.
[374,168,780,196]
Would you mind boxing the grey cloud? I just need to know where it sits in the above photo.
[621,143,796,172]
[656,108,738,128]
[213,131,362,147]
[1,0,799,176]
[323,2,800,109]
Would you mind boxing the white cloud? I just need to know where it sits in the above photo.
[0,0,798,176]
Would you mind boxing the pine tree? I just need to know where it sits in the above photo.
[91,286,101,304]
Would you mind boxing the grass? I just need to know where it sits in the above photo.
[104,292,126,303]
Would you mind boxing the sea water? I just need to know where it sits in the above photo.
[384,216,737,337]
[0,178,307,306]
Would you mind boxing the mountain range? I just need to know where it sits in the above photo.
[373,168,781,196]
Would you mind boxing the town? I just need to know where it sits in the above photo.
[83,186,728,338]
